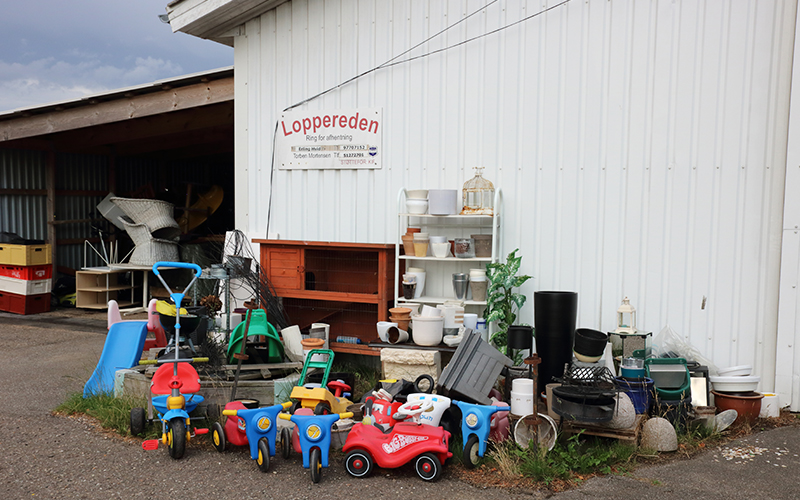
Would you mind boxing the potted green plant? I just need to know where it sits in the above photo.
[485,248,532,362]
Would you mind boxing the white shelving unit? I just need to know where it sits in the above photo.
[394,187,502,309]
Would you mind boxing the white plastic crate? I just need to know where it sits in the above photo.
[0,275,52,296]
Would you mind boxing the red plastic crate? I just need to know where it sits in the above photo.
[0,291,51,315]
[0,264,52,281]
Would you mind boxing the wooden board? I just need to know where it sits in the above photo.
[560,413,645,442]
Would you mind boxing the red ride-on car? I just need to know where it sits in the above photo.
[342,400,452,481]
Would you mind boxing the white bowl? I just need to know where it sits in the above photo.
[406,199,428,215]
[406,189,428,199]
[717,364,752,377]
[412,316,444,346]
[429,235,447,244]
[709,375,760,393]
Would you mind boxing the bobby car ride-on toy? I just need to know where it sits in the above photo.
[452,400,511,468]
[343,399,452,481]
[130,262,209,459]
[214,401,293,472]
[279,410,353,483]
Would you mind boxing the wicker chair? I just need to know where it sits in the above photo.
[111,197,180,240]
[120,218,179,266]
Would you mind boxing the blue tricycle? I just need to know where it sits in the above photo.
[133,262,209,460]
[452,400,510,468]
[221,401,293,472]
[279,411,353,483]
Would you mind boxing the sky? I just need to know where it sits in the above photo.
[0,0,233,113]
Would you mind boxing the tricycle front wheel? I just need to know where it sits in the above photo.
[344,449,374,478]
[463,435,481,469]
[310,448,322,483]
[168,419,186,459]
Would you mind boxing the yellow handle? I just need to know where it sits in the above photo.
[339,412,354,419]
[281,401,293,409]
[192,357,209,363]
[222,409,238,417]
[278,413,291,420]
[139,360,158,365]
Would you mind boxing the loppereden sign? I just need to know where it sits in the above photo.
[276,108,382,170]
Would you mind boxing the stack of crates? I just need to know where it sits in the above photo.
[0,243,52,315]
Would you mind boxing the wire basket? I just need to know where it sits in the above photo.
[111,197,180,237]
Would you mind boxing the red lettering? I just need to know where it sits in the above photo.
[292,120,302,133]
[281,120,293,136]
[323,115,331,127]
[339,115,347,128]
[302,118,312,134]
[348,112,359,129]
[368,120,379,134]
[312,116,322,133]
[359,118,368,131]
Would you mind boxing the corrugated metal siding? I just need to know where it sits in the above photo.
[0,150,47,240]
[236,0,795,392]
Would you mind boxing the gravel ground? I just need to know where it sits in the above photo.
[3,307,800,500]
[0,309,546,500]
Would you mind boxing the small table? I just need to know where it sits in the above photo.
[108,264,176,315]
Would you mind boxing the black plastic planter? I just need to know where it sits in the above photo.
[507,325,534,351]
[534,291,578,395]
[573,328,608,357]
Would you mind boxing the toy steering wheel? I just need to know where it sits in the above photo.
[394,399,435,424]
[327,380,351,398]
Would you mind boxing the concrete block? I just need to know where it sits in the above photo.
[381,348,441,384]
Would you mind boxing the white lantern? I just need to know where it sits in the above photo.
[614,297,637,334]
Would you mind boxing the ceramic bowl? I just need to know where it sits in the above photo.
[406,189,428,199]
[429,235,447,244]
[406,199,428,215]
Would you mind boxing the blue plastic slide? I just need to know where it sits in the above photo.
[83,322,148,397]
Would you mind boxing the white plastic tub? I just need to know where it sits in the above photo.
[717,365,752,377]
[709,375,760,393]
[412,316,444,346]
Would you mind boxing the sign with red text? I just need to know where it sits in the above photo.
[276,108,382,170]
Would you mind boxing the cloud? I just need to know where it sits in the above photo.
[0,56,185,113]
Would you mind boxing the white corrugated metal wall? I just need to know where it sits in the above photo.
[233,0,797,400]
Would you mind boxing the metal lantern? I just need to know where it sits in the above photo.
[614,297,637,334]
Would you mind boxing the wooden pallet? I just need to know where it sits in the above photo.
[560,413,645,443]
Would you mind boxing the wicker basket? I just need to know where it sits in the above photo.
[111,197,180,238]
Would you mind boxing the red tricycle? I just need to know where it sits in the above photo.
[342,399,452,481]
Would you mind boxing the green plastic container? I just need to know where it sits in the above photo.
[645,357,691,400]
[226,309,284,364]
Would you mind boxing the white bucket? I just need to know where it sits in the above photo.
[510,390,534,416]
[512,377,535,394]
[759,393,780,418]
[411,316,444,346]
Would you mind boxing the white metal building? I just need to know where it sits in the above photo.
[166,0,800,410]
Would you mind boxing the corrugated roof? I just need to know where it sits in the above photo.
[0,66,233,122]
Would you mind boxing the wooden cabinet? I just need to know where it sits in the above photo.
[255,239,395,356]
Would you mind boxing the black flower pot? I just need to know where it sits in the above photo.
[573,328,608,358]
[507,325,534,351]
[534,291,578,395]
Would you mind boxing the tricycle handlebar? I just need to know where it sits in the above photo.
[152,261,202,277]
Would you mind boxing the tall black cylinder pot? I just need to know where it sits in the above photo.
[534,291,578,395]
